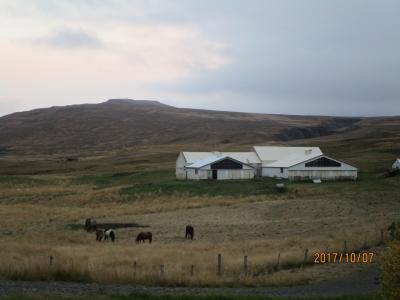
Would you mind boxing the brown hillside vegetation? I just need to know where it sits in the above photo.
[0,99,369,156]
[0,100,399,288]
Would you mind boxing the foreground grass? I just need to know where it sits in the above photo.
[0,141,399,287]
[0,293,384,300]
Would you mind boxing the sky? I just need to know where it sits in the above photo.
[0,0,399,117]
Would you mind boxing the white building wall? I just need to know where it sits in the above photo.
[288,159,357,180]
[217,169,255,180]
[176,152,188,180]
[185,163,255,180]
[288,170,357,181]
[262,167,289,178]
[186,168,210,180]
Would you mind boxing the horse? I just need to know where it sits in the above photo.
[95,229,104,242]
[136,232,152,243]
[85,218,97,232]
[185,225,194,240]
[104,229,115,242]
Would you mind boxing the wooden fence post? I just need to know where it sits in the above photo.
[133,261,137,277]
[217,254,222,277]
[303,248,309,265]
[49,256,54,266]
[190,264,194,277]
[160,264,164,276]
[277,253,281,270]
[243,255,248,276]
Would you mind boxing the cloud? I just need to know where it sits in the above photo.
[0,0,399,116]
[35,28,102,49]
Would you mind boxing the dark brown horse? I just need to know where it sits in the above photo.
[85,218,97,232]
[136,232,152,243]
[185,225,194,240]
[96,229,104,242]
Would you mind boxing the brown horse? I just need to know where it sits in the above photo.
[136,232,152,243]
[185,225,194,240]
[95,229,104,242]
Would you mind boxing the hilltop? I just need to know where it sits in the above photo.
[0,99,398,156]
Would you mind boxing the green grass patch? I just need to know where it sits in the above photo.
[0,175,50,187]
[120,177,281,197]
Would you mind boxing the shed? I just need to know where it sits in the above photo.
[182,155,255,180]
[392,159,400,170]
[176,151,259,180]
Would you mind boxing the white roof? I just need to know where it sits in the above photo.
[253,146,323,168]
[182,151,260,164]
[186,155,253,169]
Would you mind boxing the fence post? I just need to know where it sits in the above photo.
[303,248,309,265]
[343,240,348,253]
[243,255,248,276]
[217,254,222,277]
[49,255,54,266]
[190,264,194,277]
[277,253,281,270]
[380,229,384,245]
[133,261,137,277]
[160,264,164,276]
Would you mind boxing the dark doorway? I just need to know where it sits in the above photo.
[212,170,218,180]
[211,158,243,170]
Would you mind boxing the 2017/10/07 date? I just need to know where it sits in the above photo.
[313,252,374,264]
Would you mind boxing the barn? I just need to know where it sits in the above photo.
[176,152,259,180]
[176,147,358,181]
[253,146,357,181]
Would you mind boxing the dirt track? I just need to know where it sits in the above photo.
[0,267,380,298]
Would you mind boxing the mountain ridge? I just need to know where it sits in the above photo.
[0,99,398,156]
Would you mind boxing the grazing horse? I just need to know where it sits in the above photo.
[136,232,152,243]
[185,225,194,240]
[85,218,97,232]
[104,229,115,242]
[95,229,104,242]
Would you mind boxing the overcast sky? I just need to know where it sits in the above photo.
[1,0,399,117]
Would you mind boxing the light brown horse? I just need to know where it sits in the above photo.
[136,232,152,243]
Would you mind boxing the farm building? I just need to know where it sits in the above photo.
[176,146,357,181]
[252,146,358,181]
[176,151,260,180]
[392,159,400,170]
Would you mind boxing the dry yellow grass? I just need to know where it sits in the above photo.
[0,191,390,286]
[0,152,398,287]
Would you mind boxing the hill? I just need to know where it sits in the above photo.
[0,99,398,156]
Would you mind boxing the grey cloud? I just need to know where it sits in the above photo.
[36,28,102,49]
[151,0,400,116]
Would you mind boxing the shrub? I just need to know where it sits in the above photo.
[381,241,400,300]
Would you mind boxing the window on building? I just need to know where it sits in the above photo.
[305,157,341,167]
[211,158,243,170]
[280,168,284,173]
[195,169,198,175]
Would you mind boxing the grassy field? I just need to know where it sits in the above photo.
[0,140,399,288]
[0,293,384,300]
